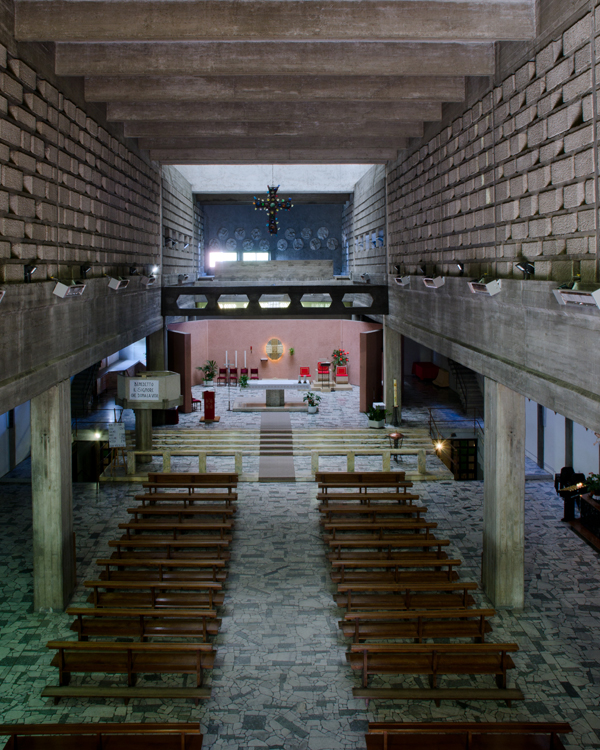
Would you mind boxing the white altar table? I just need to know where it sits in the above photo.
[247,379,310,406]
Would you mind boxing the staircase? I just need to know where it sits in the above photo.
[70,363,101,418]
[449,361,484,419]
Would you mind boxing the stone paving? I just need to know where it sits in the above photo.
[0,476,599,746]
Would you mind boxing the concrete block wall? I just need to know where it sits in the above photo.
[162,165,197,285]
[349,165,387,281]
[387,5,600,286]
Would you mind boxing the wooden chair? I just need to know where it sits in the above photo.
[317,361,330,386]
[240,367,249,377]
[250,368,259,380]
[229,367,238,385]
[217,367,228,386]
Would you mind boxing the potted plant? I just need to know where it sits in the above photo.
[197,359,217,384]
[366,404,387,428]
[331,348,349,370]
[289,347,295,355]
[239,373,249,388]
[586,473,600,498]
[303,390,321,413]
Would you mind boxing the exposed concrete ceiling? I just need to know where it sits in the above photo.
[14,0,537,165]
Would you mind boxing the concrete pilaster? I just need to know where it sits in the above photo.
[135,409,153,460]
[482,378,525,609]
[146,326,166,371]
[383,323,403,423]
[30,379,75,611]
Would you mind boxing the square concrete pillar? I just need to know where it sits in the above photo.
[384,323,403,423]
[31,379,75,611]
[146,325,166,371]
[482,378,525,609]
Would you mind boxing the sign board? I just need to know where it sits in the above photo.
[128,379,160,401]
[107,423,126,448]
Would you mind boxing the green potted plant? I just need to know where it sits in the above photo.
[586,473,600,497]
[289,347,295,355]
[331,348,349,368]
[239,373,249,388]
[196,359,217,384]
[366,404,387,428]
[303,390,321,413]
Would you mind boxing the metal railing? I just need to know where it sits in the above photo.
[72,408,124,436]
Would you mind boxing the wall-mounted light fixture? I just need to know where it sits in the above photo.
[178,274,190,284]
[394,276,411,287]
[53,279,87,298]
[553,287,600,309]
[80,265,91,279]
[107,276,130,290]
[24,264,37,283]
[164,237,177,248]
[140,275,156,287]
[468,279,502,297]
[418,264,427,275]
[516,261,535,279]
[423,276,445,289]
[0,289,5,303]
[129,266,139,276]
[152,266,160,275]
[182,242,190,249]
[457,263,465,277]
[360,273,371,283]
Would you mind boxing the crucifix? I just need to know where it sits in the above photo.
[253,185,293,235]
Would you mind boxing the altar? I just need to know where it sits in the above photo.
[247,378,310,407]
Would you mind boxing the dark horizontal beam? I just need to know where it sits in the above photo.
[195,193,351,205]
[162,284,388,319]
[151,147,400,164]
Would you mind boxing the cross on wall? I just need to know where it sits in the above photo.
[253,185,293,235]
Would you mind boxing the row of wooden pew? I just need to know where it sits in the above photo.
[316,470,523,706]
[43,471,239,705]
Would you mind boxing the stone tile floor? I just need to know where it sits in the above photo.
[0,477,598,747]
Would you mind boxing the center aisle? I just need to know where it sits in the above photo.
[206,480,365,749]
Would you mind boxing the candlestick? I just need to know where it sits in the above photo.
[225,350,228,366]
[393,379,398,407]
[235,351,237,368]
[244,350,247,367]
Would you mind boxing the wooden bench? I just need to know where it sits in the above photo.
[318,492,420,505]
[0,723,203,750]
[45,641,214,703]
[365,722,572,749]
[68,607,220,642]
[109,539,231,560]
[319,505,427,521]
[328,538,450,560]
[316,471,406,486]
[97,558,227,582]
[128,506,235,522]
[323,521,438,540]
[330,558,462,584]
[84,580,224,608]
[347,643,522,705]
[144,471,238,495]
[119,522,233,540]
[340,608,495,643]
[336,582,478,610]
[136,493,238,507]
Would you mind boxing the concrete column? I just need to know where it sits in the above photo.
[384,322,403,424]
[146,326,166,371]
[30,379,75,611]
[565,418,573,467]
[482,378,525,609]
[135,408,153,461]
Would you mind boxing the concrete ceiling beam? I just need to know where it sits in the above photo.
[108,100,442,123]
[123,120,424,139]
[15,0,536,43]
[138,136,410,151]
[84,75,467,103]
[55,41,495,78]
[150,148,399,164]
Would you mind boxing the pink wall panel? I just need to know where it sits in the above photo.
[167,319,382,386]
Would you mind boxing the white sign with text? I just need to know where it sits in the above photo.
[128,379,160,401]
[107,423,126,448]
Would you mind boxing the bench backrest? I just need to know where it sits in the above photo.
[316,471,406,484]
[148,472,238,485]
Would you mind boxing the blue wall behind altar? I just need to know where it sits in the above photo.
[202,202,346,274]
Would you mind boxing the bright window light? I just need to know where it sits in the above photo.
[243,252,269,261]
[208,251,237,268]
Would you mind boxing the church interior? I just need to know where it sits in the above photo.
[1,0,600,747]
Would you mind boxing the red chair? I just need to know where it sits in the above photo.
[299,366,310,383]
[335,365,348,384]
[240,368,249,377]
[250,368,259,380]
[217,367,228,386]
[229,367,238,386]
[317,361,330,386]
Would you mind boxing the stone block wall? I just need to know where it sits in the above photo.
[162,165,197,285]
[349,165,386,281]
[387,6,600,286]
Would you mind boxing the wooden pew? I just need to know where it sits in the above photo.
[330,558,462,584]
[67,607,220,642]
[118,522,233,540]
[322,520,437,539]
[319,505,427,521]
[108,538,231,560]
[318,492,420,506]
[347,643,522,705]
[128,506,235,522]
[365,722,572,750]
[0,723,203,750]
[44,641,214,703]
[84,580,223,608]
[135,493,237,507]
[97,558,227,582]
[328,538,450,560]
[340,608,495,643]
[335,581,477,610]
[316,471,406,486]
[144,471,237,495]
